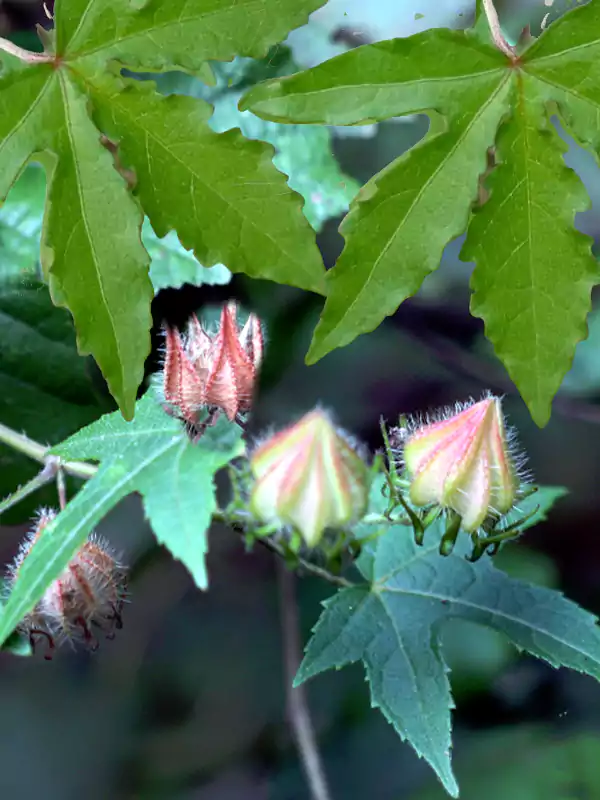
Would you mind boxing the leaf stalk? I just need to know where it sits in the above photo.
[482,0,517,60]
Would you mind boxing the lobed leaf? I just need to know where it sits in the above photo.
[0,394,244,647]
[58,0,328,72]
[296,480,597,797]
[88,75,325,294]
[242,5,600,425]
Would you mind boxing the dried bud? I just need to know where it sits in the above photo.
[162,301,263,429]
[402,396,519,532]
[7,508,127,659]
[250,409,369,546]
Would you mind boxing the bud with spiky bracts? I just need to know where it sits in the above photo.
[397,394,527,535]
[6,508,128,659]
[160,301,264,435]
[249,409,369,547]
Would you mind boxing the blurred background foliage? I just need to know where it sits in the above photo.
[2,1,600,798]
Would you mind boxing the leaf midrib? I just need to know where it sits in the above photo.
[325,72,511,345]
[57,72,124,394]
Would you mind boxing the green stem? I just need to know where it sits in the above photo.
[0,422,97,480]
[0,420,353,588]
[0,459,58,519]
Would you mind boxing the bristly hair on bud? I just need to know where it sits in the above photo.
[6,508,128,660]
[249,407,370,548]
[393,393,530,534]
[158,301,264,439]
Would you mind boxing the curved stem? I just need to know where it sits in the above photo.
[0,37,53,64]
[278,562,334,800]
[482,0,516,59]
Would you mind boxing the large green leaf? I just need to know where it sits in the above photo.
[87,73,325,294]
[56,0,328,72]
[159,57,360,232]
[0,280,107,522]
[0,0,328,416]
[295,481,600,797]
[241,5,600,425]
[0,394,244,647]
[0,65,152,419]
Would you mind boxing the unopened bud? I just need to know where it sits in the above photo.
[7,509,128,659]
[402,396,518,532]
[250,409,369,546]
[162,301,264,429]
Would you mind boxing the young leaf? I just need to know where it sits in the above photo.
[242,6,600,425]
[296,493,600,796]
[0,395,244,647]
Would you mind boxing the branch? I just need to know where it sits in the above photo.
[277,561,334,800]
[0,37,53,64]
[482,0,516,60]
[0,422,97,480]
[0,420,355,588]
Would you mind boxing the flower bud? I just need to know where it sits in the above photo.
[7,508,128,659]
[402,396,518,532]
[162,301,264,429]
[250,410,369,546]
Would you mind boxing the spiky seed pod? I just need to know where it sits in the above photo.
[7,509,128,659]
[250,409,369,547]
[400,395,526,532]
[161,301,264,431]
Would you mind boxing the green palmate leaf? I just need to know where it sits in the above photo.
[0,394,244,648]
[242,4,600,425]
[88,74,324,293]
[0,0,326,418]
[0,279,107,522]
[0,64,152,419]
[56,0,327,73]
[296,484,599,797]
[159,60,360,232]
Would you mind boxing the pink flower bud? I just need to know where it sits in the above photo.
[162,301,264,429]
[403,396,518,532]
[250,410,369,546]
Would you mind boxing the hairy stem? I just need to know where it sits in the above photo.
[482,0,516,59]
[0,422,97,480]
[0,458,60,519]
[0,36,53,63]
[278,562,334,800]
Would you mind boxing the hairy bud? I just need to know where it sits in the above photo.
[162,301,264,430]
[7,508,128,659]
[402,395,519,532]
[250,409,369,546]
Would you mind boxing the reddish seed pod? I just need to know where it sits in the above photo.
[7,508,128,660]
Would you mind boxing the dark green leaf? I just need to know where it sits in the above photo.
[296,482,600,796]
